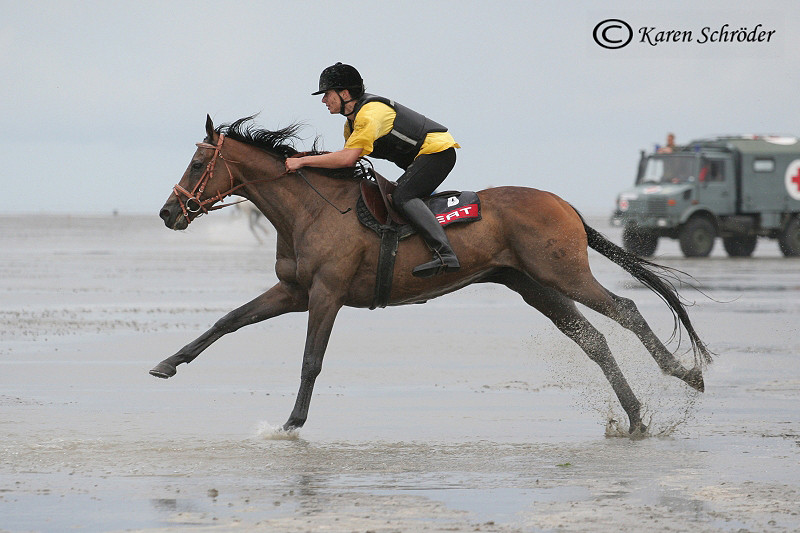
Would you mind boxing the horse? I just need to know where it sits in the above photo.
[152,115,711,435]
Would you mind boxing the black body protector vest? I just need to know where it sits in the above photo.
[351,93,448,170]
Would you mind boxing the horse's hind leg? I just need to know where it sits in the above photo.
[559,278,704,392]
[526,246,705,392]
[606,292,704,392]
[498,271,646,435]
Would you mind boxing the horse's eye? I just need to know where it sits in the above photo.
[191,161,203,171]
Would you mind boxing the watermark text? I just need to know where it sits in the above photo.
[593,19,776,49]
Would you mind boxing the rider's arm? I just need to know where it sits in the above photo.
[285,102,393,173]
[285,148,361,171]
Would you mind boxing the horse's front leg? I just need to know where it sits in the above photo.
[149,281,308,378]
[283,283,344,430]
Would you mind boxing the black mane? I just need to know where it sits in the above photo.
[216,115,301,158]
[215,115,362,180]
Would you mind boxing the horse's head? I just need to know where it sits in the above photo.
[160,115,237,230]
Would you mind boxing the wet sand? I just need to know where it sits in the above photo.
[1,213,799,532]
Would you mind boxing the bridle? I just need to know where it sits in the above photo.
[172,132,351,222]
[172,133,254,219]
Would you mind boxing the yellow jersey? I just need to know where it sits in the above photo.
[343,101,460,159]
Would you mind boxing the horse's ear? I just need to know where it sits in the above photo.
[205,114,215,139]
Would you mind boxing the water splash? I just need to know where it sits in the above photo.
[603,410,654,439]
[648,389,701,436]
[603,390,700,439]
[254,421,300,441]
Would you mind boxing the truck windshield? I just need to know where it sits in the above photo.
[639,156,697,184]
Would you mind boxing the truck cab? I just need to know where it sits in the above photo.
[612,136,800,257]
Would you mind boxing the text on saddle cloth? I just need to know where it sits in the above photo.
[425,191,481,227]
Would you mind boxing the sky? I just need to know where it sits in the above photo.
[2,0,798,216]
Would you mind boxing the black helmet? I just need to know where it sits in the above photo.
[312,62,364,96]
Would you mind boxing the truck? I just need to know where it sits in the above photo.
[611,135,800,257]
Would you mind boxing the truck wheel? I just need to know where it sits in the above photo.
[778,216,800,257]
[722,235,757,257]
[623,225,658,256]
[679,217,716,257]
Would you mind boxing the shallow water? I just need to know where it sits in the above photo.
[1,213,799,531]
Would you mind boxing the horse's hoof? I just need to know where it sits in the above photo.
[683,367,705,392]
[149,362,177,379]
[283,418,305,431]
[629,422,648,439]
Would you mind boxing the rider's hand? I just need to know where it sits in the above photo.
[285,157,304,173]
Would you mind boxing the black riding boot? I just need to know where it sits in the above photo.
[400,198,460,278]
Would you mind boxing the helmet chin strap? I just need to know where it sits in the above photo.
[336,90,357,117]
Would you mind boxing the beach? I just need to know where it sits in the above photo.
[1,212,799,532]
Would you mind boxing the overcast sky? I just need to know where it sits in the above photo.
[2,0,797,216]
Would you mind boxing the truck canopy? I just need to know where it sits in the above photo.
[680,136,800,213]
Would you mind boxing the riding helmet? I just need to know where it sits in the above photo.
[312,62,364,96]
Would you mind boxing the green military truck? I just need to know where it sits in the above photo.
[611,136,800,257]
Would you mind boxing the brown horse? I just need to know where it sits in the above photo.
[152,115,711,435]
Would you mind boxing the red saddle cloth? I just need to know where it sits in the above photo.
[358,176,481,230]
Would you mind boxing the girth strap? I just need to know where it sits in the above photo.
[371,226,400,310]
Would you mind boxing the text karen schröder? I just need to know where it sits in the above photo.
[639,23,775,46]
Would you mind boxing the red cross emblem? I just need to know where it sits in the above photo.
[788,161,800,201]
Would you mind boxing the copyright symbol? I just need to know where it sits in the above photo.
[593,19,633,49]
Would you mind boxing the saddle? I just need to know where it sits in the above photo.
[356,175,482,309]
[357,175,481,234]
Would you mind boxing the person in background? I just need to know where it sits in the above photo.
[658,133,677,153]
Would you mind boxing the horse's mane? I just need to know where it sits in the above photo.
[215,115,360,180]
[216,115,301,158]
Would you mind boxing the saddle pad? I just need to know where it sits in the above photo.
[356,189,481,238]
[425,190,481,227]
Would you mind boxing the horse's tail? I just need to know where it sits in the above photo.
[579,214,713,368]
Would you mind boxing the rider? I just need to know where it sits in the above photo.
[284,62,461,278]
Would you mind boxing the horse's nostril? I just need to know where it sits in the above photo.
[159,208,171,223]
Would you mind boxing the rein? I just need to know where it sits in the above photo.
[295,168,352,215]
[172,134,352,220]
